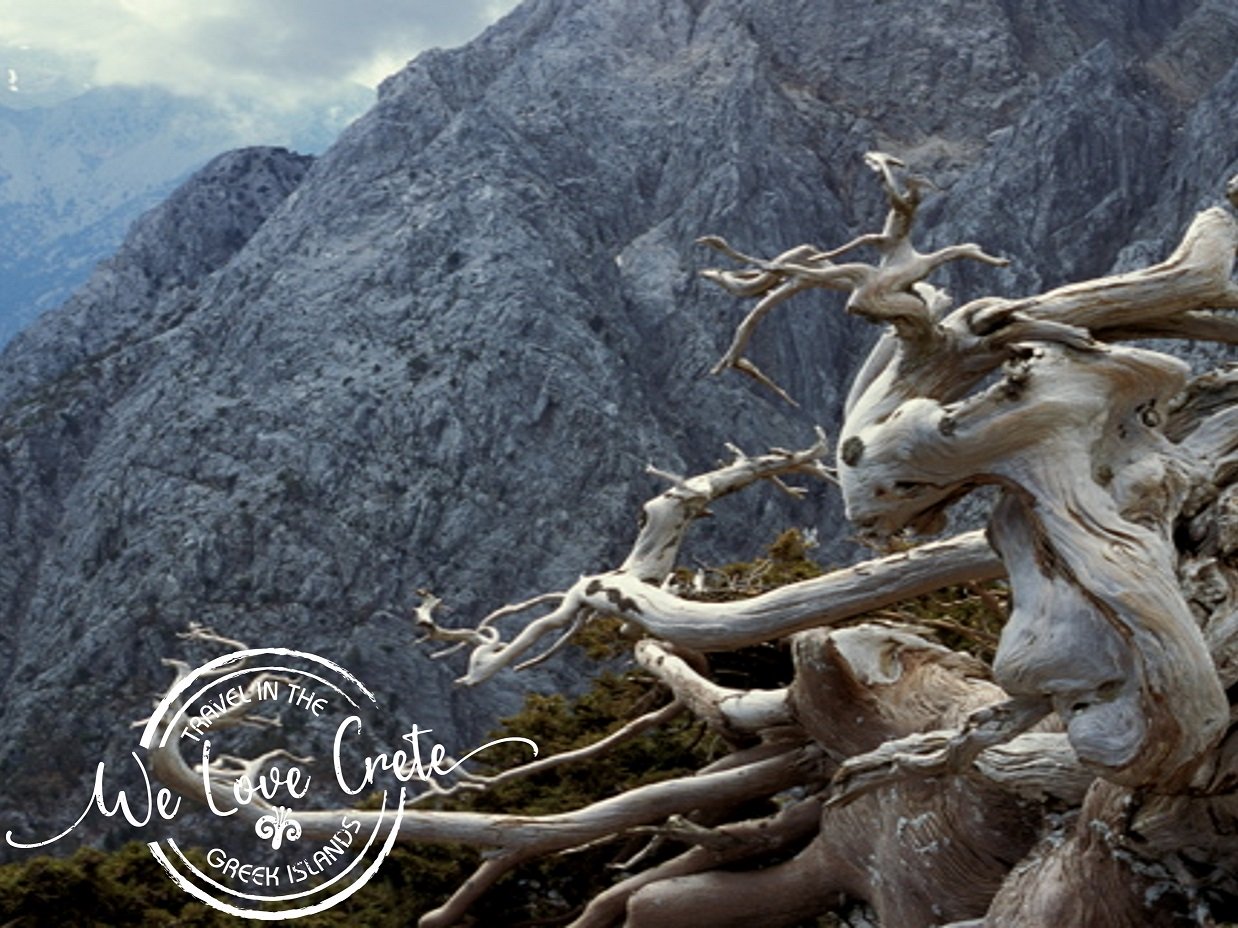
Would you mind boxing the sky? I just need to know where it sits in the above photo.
[0,0,520,110]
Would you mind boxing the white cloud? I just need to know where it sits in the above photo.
[0,0,520,109]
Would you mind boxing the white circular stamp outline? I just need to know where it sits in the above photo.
[139,648,406,920]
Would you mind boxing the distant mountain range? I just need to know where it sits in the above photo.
[0,0,1235,853]
[0,45,371,345]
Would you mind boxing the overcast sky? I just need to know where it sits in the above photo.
[0,0,520,109]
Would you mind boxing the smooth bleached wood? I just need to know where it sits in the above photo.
[142,157,1238,926]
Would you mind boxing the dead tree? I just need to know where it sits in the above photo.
[146,154,1238,926]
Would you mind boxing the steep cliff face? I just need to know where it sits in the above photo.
[0,0,1234,850]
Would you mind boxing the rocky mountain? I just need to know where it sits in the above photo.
[0,57,370,346]
[1,0,1236,853]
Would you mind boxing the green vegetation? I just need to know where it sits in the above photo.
[0,673,709,927]
[0,843,223,927]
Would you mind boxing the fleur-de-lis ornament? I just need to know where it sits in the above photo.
[254,806,302,850]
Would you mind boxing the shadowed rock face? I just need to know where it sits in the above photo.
[0,0,1234,851]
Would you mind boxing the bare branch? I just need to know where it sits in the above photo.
[635,640,793,737]
[449,700,686,796]
[457,530,1002,685]
[570,798,825,928]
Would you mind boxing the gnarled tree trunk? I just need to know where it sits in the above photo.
[145,154,1238,927]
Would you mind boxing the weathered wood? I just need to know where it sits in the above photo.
[140,157,1238,926]
[623,623,1052,928]
[448,529,1002,684]
[834,339,1229,788]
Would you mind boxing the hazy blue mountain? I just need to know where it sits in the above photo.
[0,49,372,345]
